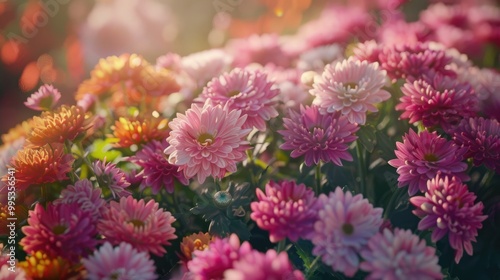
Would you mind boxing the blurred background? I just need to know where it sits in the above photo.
[0,0,496,136]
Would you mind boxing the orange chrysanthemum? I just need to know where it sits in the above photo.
[19,251,82,279]
[111,115,169,148]
[1,118,33,145]
[140,65,180,97]
[180,232,213,261]
[2,143,74,191]
[27,105,90,146]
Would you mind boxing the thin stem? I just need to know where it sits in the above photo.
[276,239,287,253]
[355,140,367,195]
[315,161,322,195]
[384,187,404,219]
[305,255,322,279]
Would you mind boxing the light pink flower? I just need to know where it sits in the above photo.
[83,242,157,280]
[225,33,289,68]
[310,58,390,125]
[54,179,106,222]
[224,249,304,280]
[92,159,131,198]
[250,180,319,242]
[97,196,177,256]
[180,49,233,88]
[198,68,280,131]
[410,174,487,263]
[311,187,383,277]
[165,103,251,183]
[388,129,469,196]
[360,228,442,280]
[24,84,61,111]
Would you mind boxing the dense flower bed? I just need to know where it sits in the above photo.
[1,1,500,279]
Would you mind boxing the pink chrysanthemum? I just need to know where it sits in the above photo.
[310,58,391,125]
[164,103,251,184]
[92,159,131,198]
[452,117,500,171]
[278,105,359,166]
[181,49,233,88]
[197,68,279,131]
[97,196,177,256]
[83,242,157,280]
[54,179,106,223]
[226,33,289,68]
[0,247,27,280]
[20,203,97,263]
[224,249,305,280]
[410,174,488,263]
[388,129,469,196]
[250,180,319,243]
[24,84,61,111]
[351,40,381,63]
[187,234,253,280]
[130,140,188,194]
[360,228,442,280]
[378,42,454,81]
[397,72,477,130]
[311,187,383,277]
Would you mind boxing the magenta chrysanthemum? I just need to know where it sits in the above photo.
[310,57,391,125]
[378,43,454,81]
[130,140,188,194]
[250,180,319,243]
[187,234,253,280]
[54,179,106,222]
[311,187,383,277]
[278,105,358,166]
[197,68,280,131]
[83,242,157,280]
[410,174,487,263]
[397,73,477,130]
[224,249,305,280]
[452,117,500,172]
[360,228,442,280]
[164,103,251,184]
[97,196,177,256]
[24,84,61,111]
[92,159,131,198]
[388,129,469,196]
[20,203,97,263]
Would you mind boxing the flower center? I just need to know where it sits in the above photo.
[342,223,354,236]
[424,153,439,162]
[213,191,233,208]
[197,133,214,146]
[128,219,145,228]
[229,90,241,97]
[52,224,67,235]
[193,239,208,251]
[344,82,358,90]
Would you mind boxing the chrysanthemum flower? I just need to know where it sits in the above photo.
[140,65,180,97]
[24,84,61,111]
[310,58,391,125]
[311,187,383,277]
[352,40,381,63]
[410,174,487,263]
[92,160,131,198]
[0,245,27,280]
[452,117,500,172]
[250,180,319,242]
[2,143,74,191]
[83,242,157,280]
[180,232,213,261]
[1,118,33,146]
[187,234,253,280]
[20,203,97,263]
[165,103,251,183]
[226,33,289,68]
[297,44,344,72]
[180,49,233,88]
[360,228,442,280]
[27,105,89,146]
[197,68,279,131]
[378,42,453,81]
[54,179,106,222]
[397,72,477,130]
[129,140,188,194]
[388,129,469,196]
[19,251,80,280]
[224,249,305,280]
[278,105,359,166]
[111,115,169,148]
[97,196,177,256]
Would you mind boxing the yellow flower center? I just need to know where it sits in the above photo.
[52,224,67,235]
[197,133,214,146]
[342,223,354,236]
[128,219,145,227]
[424,153,439,162]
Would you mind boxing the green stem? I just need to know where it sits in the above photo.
[355,140,367,195]
[315,161,322,195]
[276,239,287,253]
[305,255,322,279]
[384,187,404,219]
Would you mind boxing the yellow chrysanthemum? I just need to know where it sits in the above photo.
[111,115,169,148]
[19,251,81,280]
[180,232,213,261]
[27,105,90,146]
[1,118,33,145]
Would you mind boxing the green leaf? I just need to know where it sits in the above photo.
[375,130,396,161]
[357,125,377,153]
[90,138,122,162]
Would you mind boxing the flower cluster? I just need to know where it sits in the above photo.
[1,1,499,279]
